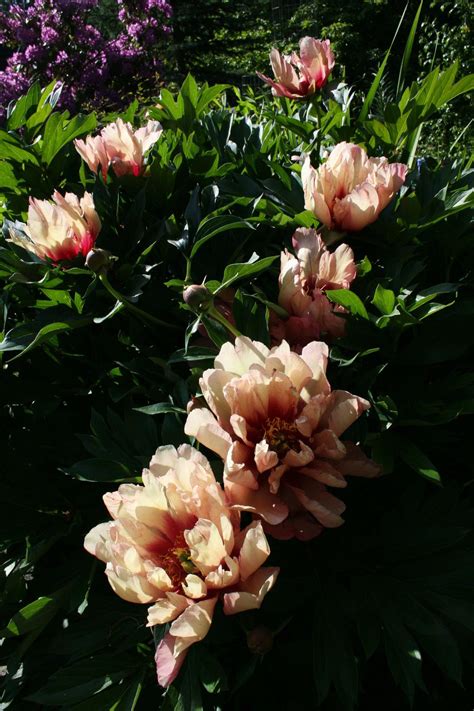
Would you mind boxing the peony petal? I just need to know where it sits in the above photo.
[147,592,191,626]
[169,597,217,655]
[215,336,269,374]
[237,520,271,580]
[184,408,232,459]
[287,481,345,528]
[155,633,187,687]
[335,441,381,478]
[320,390,370,436]
[205,555,240,589]
[225,479,289,525]
[254,439,279,473]
[182,574,208,599]
[223,567,279,615]
[185,520,227,576]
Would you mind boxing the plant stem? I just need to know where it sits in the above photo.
[184,257,192,284]
[208,306,242,338]
[99,273,179,330]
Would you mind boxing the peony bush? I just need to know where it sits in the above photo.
[0,28,473,711]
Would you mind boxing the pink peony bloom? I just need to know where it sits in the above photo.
[185,338,379,541]
[74,118,162,179]
[8,191,101,263]
[84,444,278,687]
[274,227,356,345]
[257,36,335,99]
[302,142,408,232]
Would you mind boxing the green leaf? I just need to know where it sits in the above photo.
[326,289,369,319]
[358,2,409,121]
[133,403,186,415]
[0,161,19,190]
[0,314,91,358]
[41,112,97,165]
[200,314,229,348]
[190,215,254,258]
[232,290,270,345]
[63,459,134,483]
[220,254,278,291]
[396,436,442,483]
[6,82,41,130]
[198,647,228,693]
[396,0,424,99]
[3,596,58,638]
[169,346,216,363]
[26,656,135,706]
[0,130,40,164]
[357,256,372,277]
[372,284,396,315]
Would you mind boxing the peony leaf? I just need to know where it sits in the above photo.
[326,289,369,319]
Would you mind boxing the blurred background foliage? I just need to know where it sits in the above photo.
[0,0,472,156]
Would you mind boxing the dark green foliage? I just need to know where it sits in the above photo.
[0,59,473,711]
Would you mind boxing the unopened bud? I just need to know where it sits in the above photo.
[85,248,113,274]
[183,284,212,312]
[246,626,273,656]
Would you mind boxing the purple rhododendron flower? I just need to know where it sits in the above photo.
[0,0,172,118]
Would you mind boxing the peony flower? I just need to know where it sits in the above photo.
[84,444,278,687]
[302,142,408,232]
[7,190,101,263]
[185,338,379,541]
[74,118,162,179]
[274,227,356,345]
[257,36,334,99]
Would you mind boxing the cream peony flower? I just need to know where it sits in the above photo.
[8,190,101,263]
[84,444,278,687]
[185,338,379,541]
[302,142,407,232]
[257,36,335,99]
[75,118,162,179]
[275,227,357,345]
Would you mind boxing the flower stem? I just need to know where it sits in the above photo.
[208,306,242,338]
[184,257,192,284]
[99,273,179,330]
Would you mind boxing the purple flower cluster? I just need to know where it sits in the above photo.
[0,0,173,118]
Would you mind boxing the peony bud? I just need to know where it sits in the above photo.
[85,248,113,274]
[183,284,213,312]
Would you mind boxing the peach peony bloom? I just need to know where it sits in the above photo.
[74,118,162,179]
[274,227,356,345]
[185,338,379,541]
[302,142,408,232]
[257,36,335,99]
[8,191,101,263]
[84,444,278,687]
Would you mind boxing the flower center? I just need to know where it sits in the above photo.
[156,531,199,588]
[263,416,301,457]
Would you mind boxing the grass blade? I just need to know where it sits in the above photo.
[396,0,424,100]
[359,1,410,122]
